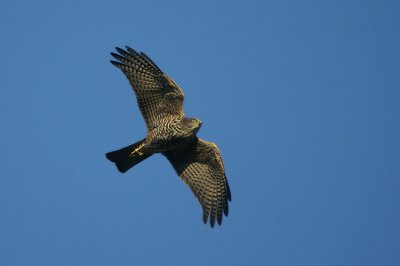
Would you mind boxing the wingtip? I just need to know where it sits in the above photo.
[203,216,217,228]
[125,45,137,53]
[217,214,223,226]
[115,46,126,55]
[223,203,229,216]
[110,60,122,67]
[226,183,232,202]
[209,210,216,228]
[203,211,209,225]
[210,218,215,228]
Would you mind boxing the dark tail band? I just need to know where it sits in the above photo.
[106,139,152,173]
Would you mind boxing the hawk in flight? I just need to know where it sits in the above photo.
[106,46,231,227]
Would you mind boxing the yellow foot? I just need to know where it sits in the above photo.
[130,143,145,157]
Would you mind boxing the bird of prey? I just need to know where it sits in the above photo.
[105,46,231,227]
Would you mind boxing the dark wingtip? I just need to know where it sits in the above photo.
[115,47,128,56]
[210,220,215,228]
[110,52,122,60]
[217,214,223,226]
[209,215,216,228]
[226,182,232,201]
[110,60,123,68]
[223,203,229,216]
[125,45,137,53]
[202,211,208,224]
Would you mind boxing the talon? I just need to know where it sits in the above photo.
[130,143,145,157]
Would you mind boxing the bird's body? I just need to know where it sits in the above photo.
[106,46,231,227]
[135,116,200,155]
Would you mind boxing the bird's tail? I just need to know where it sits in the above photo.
[106,139,153,173]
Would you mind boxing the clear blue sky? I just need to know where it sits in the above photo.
[1,0,399,265]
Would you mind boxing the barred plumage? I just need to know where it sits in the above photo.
[106,46,231,227]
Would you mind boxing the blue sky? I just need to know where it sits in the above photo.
[1,0,399,265]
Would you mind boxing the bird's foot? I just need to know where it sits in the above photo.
[130,143,145,157]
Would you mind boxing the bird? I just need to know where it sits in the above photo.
[105,46,231,227]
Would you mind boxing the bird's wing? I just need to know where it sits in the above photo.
[163,138,231,227]
[110,46,184,129]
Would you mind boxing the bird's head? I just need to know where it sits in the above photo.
[183,117,202,134]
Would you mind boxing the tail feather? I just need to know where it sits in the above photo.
[106,139,152,173]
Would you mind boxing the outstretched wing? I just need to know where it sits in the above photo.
[110,46,184,129]
[163,138,231,227]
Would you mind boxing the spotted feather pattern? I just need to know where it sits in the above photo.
[108,47,232,227]
[163,138,231,227]
[110,46,184,129]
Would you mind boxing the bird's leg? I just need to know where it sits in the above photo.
[130,143,145,157]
